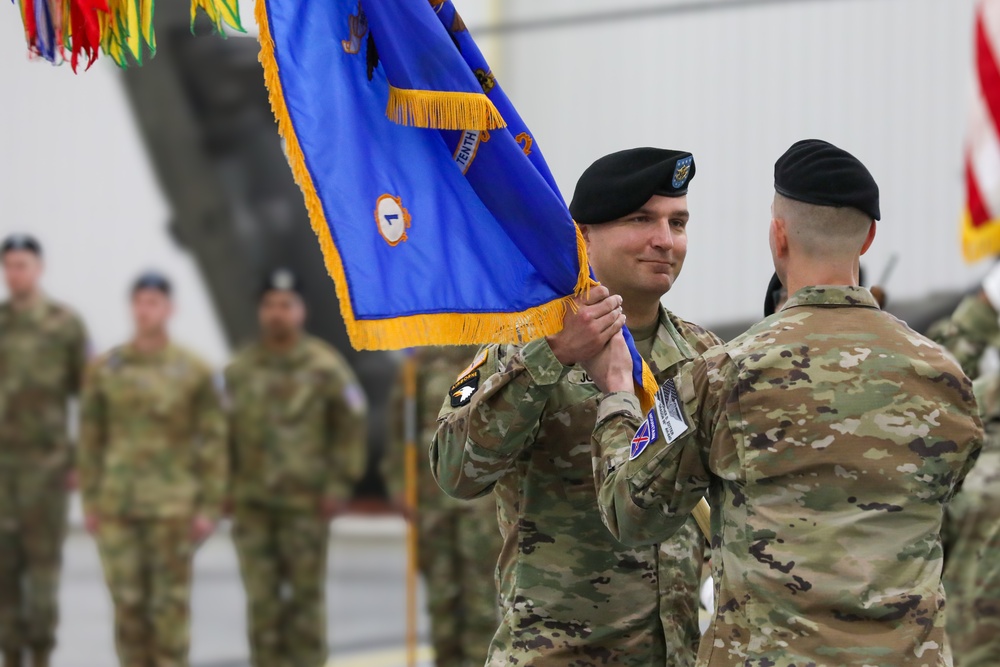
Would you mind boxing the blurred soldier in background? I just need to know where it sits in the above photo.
[225,269,367,667]
[0,235,88,667]
[927,264,1000,380]
[383,346,501,667]
[928,265,1000,666]
[79,271,226,667]
[432,149,717,666]
[942,373,1000,667]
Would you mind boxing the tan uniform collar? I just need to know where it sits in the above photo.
[781,285,880,312]
[647,305,698,376]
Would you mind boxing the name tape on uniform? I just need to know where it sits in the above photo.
[654,378,689,445]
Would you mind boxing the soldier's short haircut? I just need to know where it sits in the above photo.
[773,193,873,258]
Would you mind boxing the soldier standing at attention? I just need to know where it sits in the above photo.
[225,269,367,667]
[0,234,88,667]
[383,346,502,667]
[79,271,226,667]
[586,140,984,667]
[431,149,720,666]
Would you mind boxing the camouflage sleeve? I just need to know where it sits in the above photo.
[193,369,228,520]
[66,313,90,468]
[68,313,90,395]
[381,364,406,500]
[927,295,1000,380]
[222,364,239,487]
[592,353,722,547]
[430,339,566,500]
[325,358,368,500]
[78,363,106,514]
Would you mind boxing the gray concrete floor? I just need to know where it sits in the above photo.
[51,516,431,667]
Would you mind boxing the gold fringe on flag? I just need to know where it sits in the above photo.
[962,209,1000,263]
[386,85,507,131]
[255,0,593,354]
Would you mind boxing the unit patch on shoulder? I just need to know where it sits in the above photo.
[630,411,659,460]
[457,349,488,379]
[450,370,481,407]
[654,378,689,445]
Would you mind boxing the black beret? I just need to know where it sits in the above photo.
[259,267,303,299]
[1,233,42,256]
[764,271,785,318]
[132,271,172,296]
[774,139,880,221]
[569,148,695,225]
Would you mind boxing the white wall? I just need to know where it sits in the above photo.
[0,11,230,366]
[483,0,985,326]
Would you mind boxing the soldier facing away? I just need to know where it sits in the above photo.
[585,139,984,666]
[0,234,89,667]
[79,271,227,667]
[431,149,719,666]
[383,346,502,667]
[225,269,367,667]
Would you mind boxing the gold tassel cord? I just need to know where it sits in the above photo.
[386,85,506,131]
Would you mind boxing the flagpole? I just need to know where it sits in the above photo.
[403,353,419,667]
[693,498,711,541]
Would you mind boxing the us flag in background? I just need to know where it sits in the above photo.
[965,0,1000,262]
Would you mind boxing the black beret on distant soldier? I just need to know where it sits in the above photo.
[259,267,304,299]
[1,233,42,256]
[132,271,172,296]
[569,148,695,225]
[774,139,880,221]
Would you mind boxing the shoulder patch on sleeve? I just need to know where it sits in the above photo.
[457,348,489,380]
[450,370,480,407]
[654,378,689,444]
[630,411,659,460]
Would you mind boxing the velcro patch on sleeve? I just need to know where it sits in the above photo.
[654,378,689,444]
[629,411,659,460]
[450,370,481,407]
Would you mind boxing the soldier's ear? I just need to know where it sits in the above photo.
[860,220,877,256]
[770,217,789,259]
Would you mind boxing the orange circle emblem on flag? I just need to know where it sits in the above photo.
[375,194,412,246]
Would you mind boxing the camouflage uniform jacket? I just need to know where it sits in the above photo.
[431,306,720,666]
[0,298,88,470]
[225,335,367,510]
[383,346,488,512]
[926,295,1000,380]
[593,286,984,667]
[79,342,227,520]
[941,373,1000,667]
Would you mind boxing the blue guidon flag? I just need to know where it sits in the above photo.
[255,0,656,410]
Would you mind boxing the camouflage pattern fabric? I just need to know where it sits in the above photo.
[79,342,226,667]
[96,517,194,667]
[225,336,367,510]
[79,342,227,520]
[232,505,330,667]
[593,286,984,667]
[941,363,1000,667]
[431,308,719,666]
[225,335,367,667]
[926,295,1000,380]
[0,298,87,652]
[384,346,502,667]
